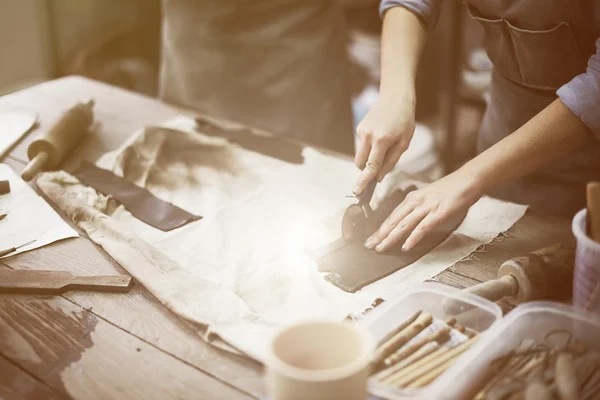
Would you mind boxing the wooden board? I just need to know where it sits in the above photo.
[0,354,65,400]
[0,292,252,400]
[1,239,265,398]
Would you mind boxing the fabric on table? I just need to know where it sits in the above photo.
[36,116,527,362]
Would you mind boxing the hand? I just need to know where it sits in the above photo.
[353,94,416,195]
[364,170,484,253]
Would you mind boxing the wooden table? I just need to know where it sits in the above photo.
[0,76,573,400]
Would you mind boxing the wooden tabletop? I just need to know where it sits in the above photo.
[0,76,573,400]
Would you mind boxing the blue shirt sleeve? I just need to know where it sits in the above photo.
[557,38,600,140]
[379,0,442,30]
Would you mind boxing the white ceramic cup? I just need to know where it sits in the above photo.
[266,320,374,400]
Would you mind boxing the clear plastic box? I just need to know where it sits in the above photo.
[434,301,600,399]
[356,282,503,399]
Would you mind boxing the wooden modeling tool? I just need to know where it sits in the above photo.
[372,312,433,369]
[383,325,451,367]
[21,100,95,181]
[588,182,600,242]
[375,310,422,349]
[446,240,576,312]
[0,239,36,257]
[0,270,132,295]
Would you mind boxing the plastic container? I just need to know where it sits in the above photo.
[435,301,600,399]
[356,282,503,399]
[572,208,600,313]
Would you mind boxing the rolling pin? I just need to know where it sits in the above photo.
[446,240,576,311]
[0,269,132,295]
[21,99,95,181]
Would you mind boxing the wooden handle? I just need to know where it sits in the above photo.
[383,325,450,367]
[467,275,518,302]
[372,312,433,368]
[555,352,579,400]
[525,381,553,400]
[588,182,600,242]
[21,151,49,181]
[443,275,517,314]
[376,342,439,382]
[387,336,479,387]
[376,310,421,349]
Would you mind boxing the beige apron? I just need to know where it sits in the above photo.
[159,0,355,155]
[465,0,600,216]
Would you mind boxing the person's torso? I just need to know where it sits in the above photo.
[465,0,600,215]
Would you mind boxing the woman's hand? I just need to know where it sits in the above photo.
[364,170,484,253]
[353,93,416,196]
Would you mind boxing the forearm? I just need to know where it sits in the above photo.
[463,99,595,192]
[379,7,428,103]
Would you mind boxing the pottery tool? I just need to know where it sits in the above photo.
[375,310,422,348]
[386,336,479,387]
[383,325,451,368]
[556,352,579,400]
[0,239,36,257]
[0,180,10,195]
[21,100,95,181]
[0,269,133,295]
[372,312,433,369]
[0,214,6,221]
[588,182,600,242]
[446,240,576,311]
[375,341,440,382]
[342,180,377,245]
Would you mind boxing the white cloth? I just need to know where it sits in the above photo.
[0,163,78,257]
[36,116,527,362]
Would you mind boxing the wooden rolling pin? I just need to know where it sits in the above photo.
[447,240,576,310]
[21,100,95,181]
[0,269,132,295]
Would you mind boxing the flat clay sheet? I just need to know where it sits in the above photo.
[310,189,464,292]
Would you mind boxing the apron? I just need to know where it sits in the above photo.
[465,0,600,217]
[159,0,355,156]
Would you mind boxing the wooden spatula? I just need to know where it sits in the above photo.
[0,270,133,295]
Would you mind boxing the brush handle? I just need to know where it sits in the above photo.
[588,182,600,242]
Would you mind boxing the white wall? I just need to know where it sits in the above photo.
[0,0,54,95]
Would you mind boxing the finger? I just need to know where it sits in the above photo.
[364,199,417,249]
[377,140,408,182]
[353,142,388,195]
[354,129,371,169]
[375,207,428,253]
[401,211,442,252]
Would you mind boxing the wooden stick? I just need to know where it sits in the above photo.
[556,352,579,400]
[387,336,479,387]
[381,346,449,384]
[405,357,456,388]
[372,312,433,368]
[375,310,422,349]
[375,341,439,382]
[587,182,600,242]
[383,326,450,367]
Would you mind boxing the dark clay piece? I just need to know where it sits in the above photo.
[310,187,465,293]
[73,162,202,232]
[194,117,304,164]
[0,180,10,195]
